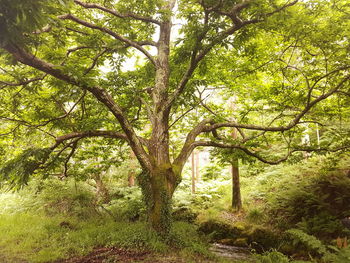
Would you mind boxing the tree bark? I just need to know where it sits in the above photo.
[128,175,135,187]
[195,150,200,182]
[191,152,196,194]
[128,149,137,187]
[231,158,242,211]
[139,167,178,235]
[231,98,242,211]
[93,173,110,203]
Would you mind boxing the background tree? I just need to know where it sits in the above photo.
[0,0,349,235]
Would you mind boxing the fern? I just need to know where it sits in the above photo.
[322,247,350,263]
[286,229,327,255]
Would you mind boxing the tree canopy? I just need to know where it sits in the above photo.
[0,0,349,233]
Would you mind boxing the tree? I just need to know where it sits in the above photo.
[1,0,350,235]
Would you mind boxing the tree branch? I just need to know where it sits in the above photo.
[2,43,152,170]
[0,75,46,89]
[193,140,290,164]
[173,118,213,168]
[84,48,108,75]
[52,130,128,149]
[193,140,350,165]
[58,14,156,65]
[74,0,160,25]
[204,75,350,133]
[246,0,299,24]
[63,140,78,177]
[173,73,349,167]
[166,0,299,110]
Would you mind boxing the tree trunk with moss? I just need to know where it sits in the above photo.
[138,167,179,235]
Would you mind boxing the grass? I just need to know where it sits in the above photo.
[0,178,216,262]
[0,210,212,262]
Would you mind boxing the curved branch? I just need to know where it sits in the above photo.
[0,116,56,138]
[74,0,160,25]
[204,75,350,133]
[166,0,298,110]
[246,0,299,24]
[58,14,156,65]
[2,43,152,170]
[193,140,289,164]
[0,90,86,129]
[63,140,78,177]
[174,74,349,168]
[0,75,46,89]
[53,130,128,149]
[84,48,108,75]
[193,140,350,165]
[173,118,213,168]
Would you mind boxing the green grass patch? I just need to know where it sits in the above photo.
[0,211,210,262]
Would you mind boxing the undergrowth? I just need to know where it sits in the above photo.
[0,178,211,263]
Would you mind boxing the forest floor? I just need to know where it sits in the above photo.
[53,247,215,263]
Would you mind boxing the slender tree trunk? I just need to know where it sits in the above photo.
[128,149,136,187]
[231,158,242,211]
[94,173,110,203]
[230,97,242,211]
[316,123,320,148]
[191,152,196,194]
[128,175,135,187]
[195,150,200,183]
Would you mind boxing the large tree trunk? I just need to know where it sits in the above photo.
[138,167,179,235]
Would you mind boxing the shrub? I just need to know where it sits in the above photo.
[268,171,350,238]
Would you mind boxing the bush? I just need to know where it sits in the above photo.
[105,186,146,221]
[268,170,350,238]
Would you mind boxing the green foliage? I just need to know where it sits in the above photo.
[269,169,350,237]
[173,176,229,221]
[286,229,327,256]
[323,247,350,263]
[106,186,146,221]
[254,251,290,263]
[170,222,211,256]
[0,0,349,248]
[0,0,69,46]
[38,179,98,218]
[251,154,350,238]
[0,214,210,262]
[0,148,52,189]
[0,0,45,45]
[0,176,211,262]
[246,208,265,224]
[285,229,350,263]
